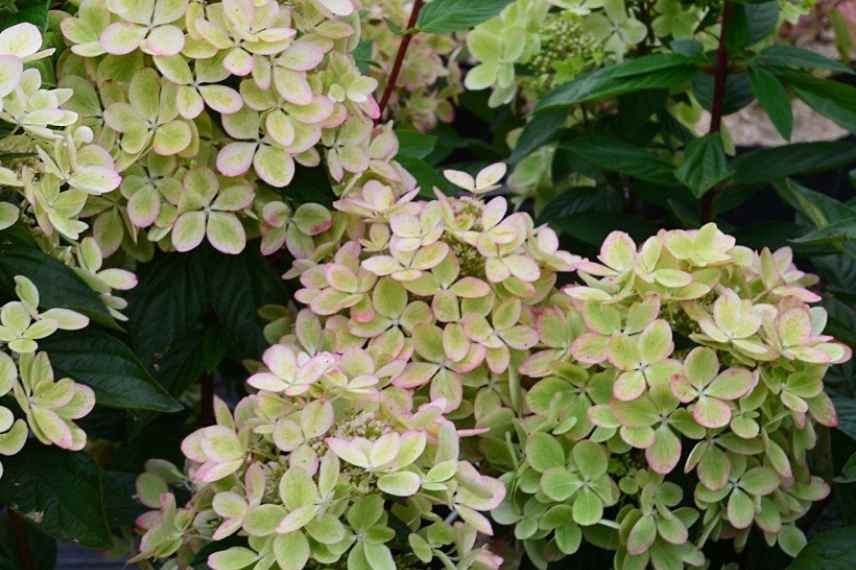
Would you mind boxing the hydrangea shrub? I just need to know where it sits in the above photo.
[0,0,854,569]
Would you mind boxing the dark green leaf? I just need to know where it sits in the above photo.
[561,135,680,186]
[0,512,56,570]
[101,471,146,529]
[788,526,856,569]
[126,249,209,372]
[733,142,856,185]
[675,133,732,197]
[0,238,116,329]
[205,246,288,359]
[537,187,623,227]
[510,107,567,164]
[550,212,658,246]
[693,72,754,115]
[281,164,336,207]
[780,71,856,133]
[747,2,780,44]
[755,45,854,75]
[536,55,696,110]
[774,178,856,228]
[837,452,856,483]
[397,156,452,197]
[791,216,856,248]
[670,39,704,58]
[396,129,437,160]
[0,446,111,549]
[0,0,50,30]
[749,65,793,140]
[39,328,182,413]
[416,0,512,32]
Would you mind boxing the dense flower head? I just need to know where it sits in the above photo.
[131,156,851,569]
[27,0,416,259]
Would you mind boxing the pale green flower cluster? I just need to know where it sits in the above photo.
[130,162,573,569]
[465,0,709,107]
[492,225,848,568]
[49,0,415,257]
[0,24,127,478]
[132,161,849,569]
[362,0,465,131]
[0,275,95,477]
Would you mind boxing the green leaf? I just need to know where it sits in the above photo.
[0,446,111,549]
[727,1,779,52]
[0,0,50,30]
[788,526,856,569]
[733,142,856,185]
[749,66,793,140]
[537,55,697,110]
[756,45,854,75]
[778,71,856,133]
[101,471,146,529]
[509,107,567,164]
[793,217,856,248]
[0,512,56,570]
[675,133,732,198]
[537,187,623,227]
[550,212,658,247]
[396,130,437,160]
[831,395,856,441]
[774,178,856,228]
[353,40,373,74]
[39,328,182,412]
[0,238,116,329]
[562,135,681,186]
[397,156,453,198]
[417,0,513,33]
[126,249,209,377]
[836,452,856,483]
[693,72,754,115]
[205,246,288,359]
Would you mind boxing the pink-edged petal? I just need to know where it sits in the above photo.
[172,211,207,252]
[207,211,246,255]
[99,22,146,55]
[217,142,257,177]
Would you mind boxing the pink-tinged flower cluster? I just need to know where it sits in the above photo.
[132,159,850,570]
[53,0,416,258]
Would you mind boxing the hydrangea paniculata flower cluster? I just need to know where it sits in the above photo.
[132,162,850,570]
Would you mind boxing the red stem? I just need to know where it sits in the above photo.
[701,0,733,222]
[376,0,425,123]
[9,511,36,570]
[199,373,215,427]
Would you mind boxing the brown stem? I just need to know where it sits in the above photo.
[199,373,215,427]
[700,0,734,223]
[376,0,425,123]
[9,511,36,570]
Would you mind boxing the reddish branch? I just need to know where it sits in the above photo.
[701,0,734,222]
[200,373,215,427]
[9,511,36,570]
[376,0,425,122]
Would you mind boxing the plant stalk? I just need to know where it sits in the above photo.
[701,0,734,223]
[376,0,425,122]
[9,510,36,570]
[200,373,215,427]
